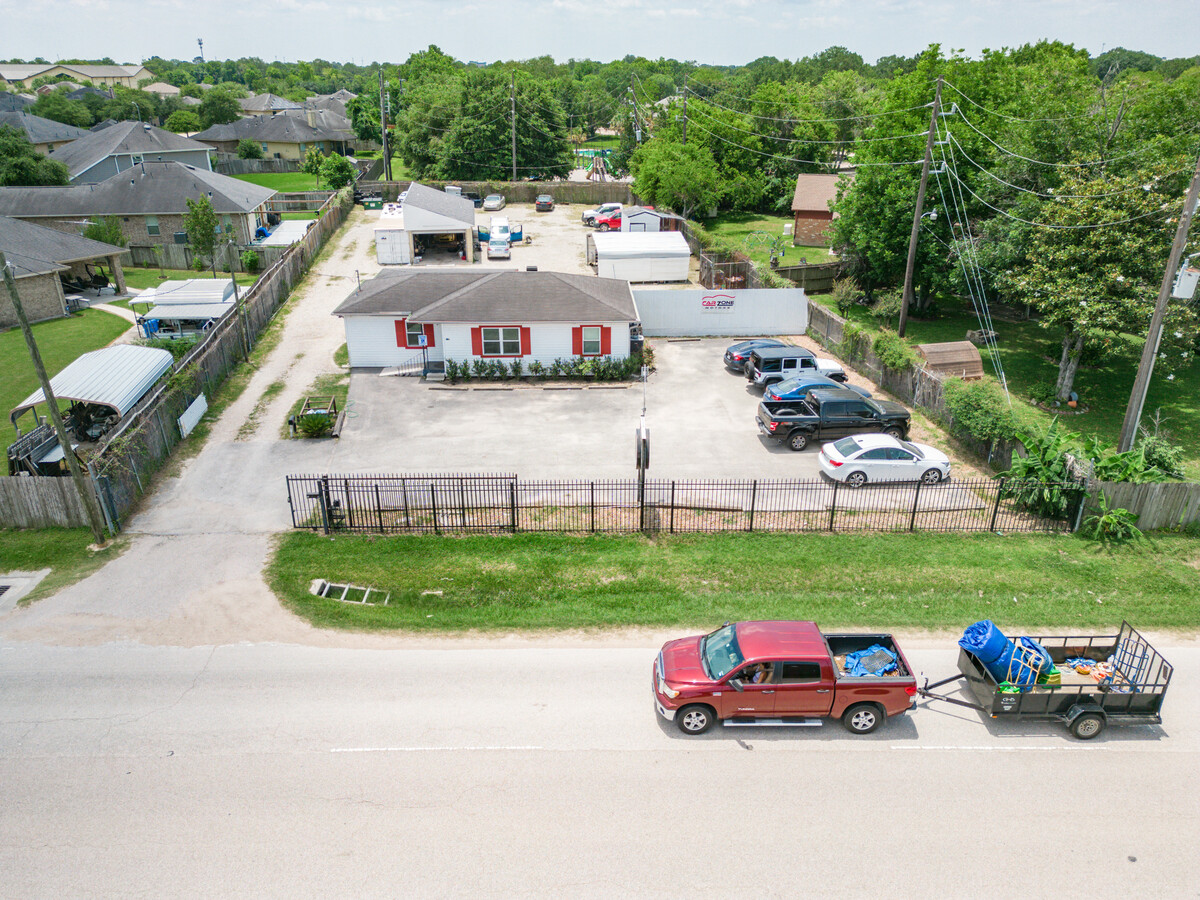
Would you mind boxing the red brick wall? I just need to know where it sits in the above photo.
[792,211,834,247]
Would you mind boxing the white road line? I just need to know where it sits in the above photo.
[889,745,1109,751]
[331,745,545,753]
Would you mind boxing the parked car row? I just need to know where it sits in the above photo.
[724,338,944,487]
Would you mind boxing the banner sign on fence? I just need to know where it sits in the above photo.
[178,393,208,439]
[635,287,808,337]
[700,293,735,314]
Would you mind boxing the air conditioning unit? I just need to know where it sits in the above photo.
[173,232,188,244]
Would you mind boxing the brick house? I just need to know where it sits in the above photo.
[0,161,275,249]
[48,121,213,183]
[193,109,356,160]
[790,171,854,247]
[0,215,129,326]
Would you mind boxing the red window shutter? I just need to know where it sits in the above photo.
[571,326,582,356]
[520,327,531,356]
[471,327,483,356]
[600,326,611,355]
[423,324,436,348]
[395,319,407,347]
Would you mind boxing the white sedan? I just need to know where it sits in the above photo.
[818,434,951,487]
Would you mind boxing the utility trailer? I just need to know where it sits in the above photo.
[919,622,1171,740]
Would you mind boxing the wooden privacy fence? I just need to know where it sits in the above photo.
[78,187,356,528]
[358,180,634,206]
[1094,481,1200,530]
[0,476,90,528]
[286,473,1084,536]
[213,156,301,175]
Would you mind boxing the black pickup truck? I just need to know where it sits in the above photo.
[756,388,911,451]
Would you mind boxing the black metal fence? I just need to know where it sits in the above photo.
[286,474,1085,536]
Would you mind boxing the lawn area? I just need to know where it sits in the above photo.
[232,172,321,192]
[812,294,1200,479]
[268,531,1200,632]
[581,136,620,150]
[0,528,127,604]
[389,157,414,179]
[1,310,131,458]
[282,211,318,220]
[706,212,837,267]
[122,267,259,292]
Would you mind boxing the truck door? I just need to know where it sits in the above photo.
[720,663,777,718]
[772,661,834,716]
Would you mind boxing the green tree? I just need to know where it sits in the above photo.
[82,216,127,248]
[1005,163,1199,400]
[29,89,93,128]
[629,139,723,218]
[164,109,200,133]
[236,139,264,159]
[183,196,219,264]
[302,146,324,175]
[199,88,241,128]
[0,126,70,186]
[319,152,356,189]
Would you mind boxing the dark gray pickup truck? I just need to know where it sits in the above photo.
[756,388,911,451]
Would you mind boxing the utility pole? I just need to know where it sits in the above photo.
[510,71,517,182]
[898,74,944,338]
[681,73,687,145]
[1117,151,1200,452]
[1,252,108,543]
[379,68,391,183]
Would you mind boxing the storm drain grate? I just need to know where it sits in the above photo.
[0,585,10,597]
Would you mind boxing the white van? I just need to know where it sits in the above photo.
[490,216,510,242]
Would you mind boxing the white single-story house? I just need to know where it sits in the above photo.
[620,205,684,233]
[332,270,639,368]
[586,231,691,283]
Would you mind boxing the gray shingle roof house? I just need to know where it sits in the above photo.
[332,270,640,368]
[0,161,276,247]
[0,111,89,153]
[0,92,34,112]
[238,93,303,115]
[48,121,214,183]
[193,112,354,158]
[0,215,129,326]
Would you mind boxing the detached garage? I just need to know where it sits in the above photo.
[332,270,639,369]
[586,231,691,283]
[375,182,475,265]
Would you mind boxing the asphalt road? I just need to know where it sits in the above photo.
[2,641,1196,898]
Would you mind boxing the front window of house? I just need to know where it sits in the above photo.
[406,321,424,346]
[581,326,601,356]
[482,327,521,356]
[145,215,159,236]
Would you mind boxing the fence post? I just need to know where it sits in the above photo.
[1072,481,1089,533]
[344,478,353,529]
[909,479,922,532]
[828,480,838,532]
[748,480,757,532]
[510,480,518,533]
[402,477,411,528]
[318,476,331,535]
[459,476,467,528]
[669,481,676,534]
[430,483,439,534]
[375,484,384,532]
[988,478,1005,532]
[590,481,596,533]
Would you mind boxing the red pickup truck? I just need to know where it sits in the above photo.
[653,621,917,734]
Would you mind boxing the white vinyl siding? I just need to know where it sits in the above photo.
[438,322,631,368]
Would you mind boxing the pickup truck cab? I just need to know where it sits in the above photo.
[654,621,917,734]
[757,387,910,451]
[595,211,621,231]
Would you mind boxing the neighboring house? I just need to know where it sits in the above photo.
[790,171,854,246]
[35,81,83,96]
[65,85,112,102]
[0,63,154,90]
[0,92,33,112]
[0,160,275,248]
[238,93,303,117]
[90,118,119,132]
[303,90,355,118]
[0,111,89,153]
[620,206,684,233]
[0,215,129,327]
[333,270,639,368]
[142,82,181,98]
[47,121,214,183]
[193,112,355,159]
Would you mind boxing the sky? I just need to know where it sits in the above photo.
[3,0,1197,67]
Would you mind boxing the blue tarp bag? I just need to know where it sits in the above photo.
[959,620,1011,664]
[844,644,898,677]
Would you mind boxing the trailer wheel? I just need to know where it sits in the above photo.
[843,703,882,734]
[1070,712,1106,740]
[677,705,716,735]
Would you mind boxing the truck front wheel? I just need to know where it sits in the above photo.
[1070,712,1106,740]
[787,431,811,451]
[677,705,717,735]
[843,703,882,734]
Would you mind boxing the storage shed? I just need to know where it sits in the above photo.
[373,203,410,265]
[586,231,691,283]
[916,341,983,381]
[620,206,684,233]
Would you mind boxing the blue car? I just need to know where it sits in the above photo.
[723,338,787,372]
[763,374,871,403]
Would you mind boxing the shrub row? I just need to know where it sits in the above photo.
[444,355,641,383]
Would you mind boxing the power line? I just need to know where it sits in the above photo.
[941,79,1102,123]
[683,117,925,167]
[685,101,929,145]
[684,85,931,122]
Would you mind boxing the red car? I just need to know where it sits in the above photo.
[594,211,621,231]
[653,621,917,735]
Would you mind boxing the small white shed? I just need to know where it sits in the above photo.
[374,203,411,265]
[586,231,691,283]
[620,206,684,233]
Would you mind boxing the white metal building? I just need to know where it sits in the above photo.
[129,279,237,309]
[586,231,691,283]
[620,206,684,233]
[332,270,639,368]
[633,288,809,337]
[373,182,476,266]
[373,203,411,265]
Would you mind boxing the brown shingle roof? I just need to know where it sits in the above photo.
[790,172,854,214]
